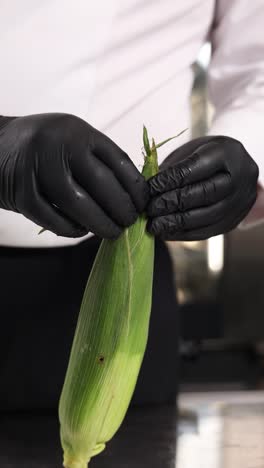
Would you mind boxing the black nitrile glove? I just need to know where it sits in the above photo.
[147,135,259,241]
[0,113,148,238]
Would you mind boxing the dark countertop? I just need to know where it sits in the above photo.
[1,391,264,468]
[0,405,178,468]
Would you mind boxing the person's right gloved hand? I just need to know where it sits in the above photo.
[0,113,149,238]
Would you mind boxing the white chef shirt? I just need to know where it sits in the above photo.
[0,0,263,247]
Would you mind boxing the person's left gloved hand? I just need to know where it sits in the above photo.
[147,135,259,241]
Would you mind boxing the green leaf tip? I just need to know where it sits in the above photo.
[155,128,188,150]
[143,125,151,157]
[142,126,188,157]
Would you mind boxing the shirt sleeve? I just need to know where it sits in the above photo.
[207,0,264,228]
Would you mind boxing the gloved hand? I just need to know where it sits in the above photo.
[147,135,259,241]
[0,113,148,238]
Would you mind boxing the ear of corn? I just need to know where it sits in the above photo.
[58,127,176,468]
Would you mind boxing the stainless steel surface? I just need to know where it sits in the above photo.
[167,46,264,342]
[178,391,264,468]
[166,238,225,305]
[167,50,225,308]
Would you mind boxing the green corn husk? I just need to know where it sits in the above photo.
[58,127,180,468]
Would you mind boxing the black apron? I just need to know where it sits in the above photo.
[0,237,179,411]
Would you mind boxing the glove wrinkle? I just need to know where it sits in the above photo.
[147,135,259,240]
